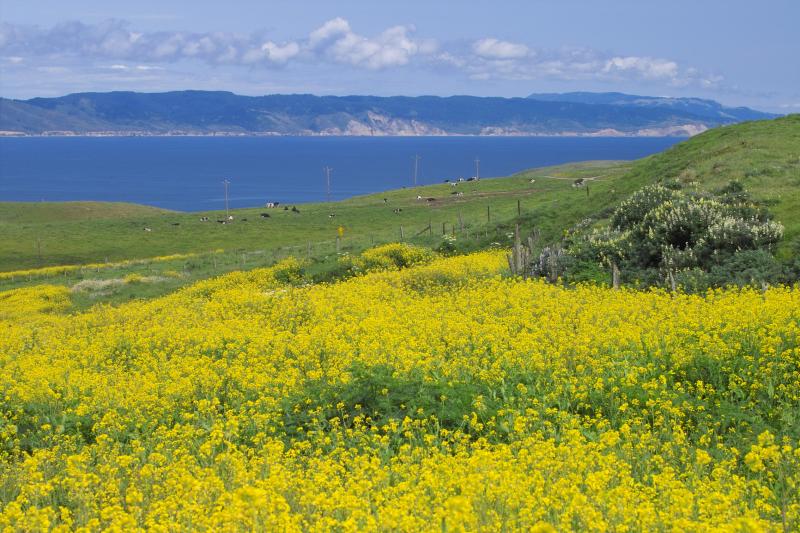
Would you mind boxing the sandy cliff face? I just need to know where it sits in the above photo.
[320,113,449,136]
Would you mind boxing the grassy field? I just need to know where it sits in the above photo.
[0,160,634,272]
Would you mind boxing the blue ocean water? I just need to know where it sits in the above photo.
[0,136,681,211]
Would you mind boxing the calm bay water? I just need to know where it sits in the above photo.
[0,136,680,211]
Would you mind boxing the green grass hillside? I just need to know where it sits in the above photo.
[0,161,633,272]
[623,114,800,254]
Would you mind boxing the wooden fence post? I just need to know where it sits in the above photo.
[399,226,405,240]
[487,205,491,223]
[517,199,521,216]
[612,262,620,289]
[336,236,341,254]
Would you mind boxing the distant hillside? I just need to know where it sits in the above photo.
[527,91,772,122]
[0,90,776,137]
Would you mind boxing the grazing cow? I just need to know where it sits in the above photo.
[467,177,476,182]
[529,179,536,184]
[426,197,436,202]
[143,227,152,232]
[172,222,180,226]
[450,182,458,187]
[291,206,300,213]
[241,218,248,222]
[417,195,422,200]
[393,208,403,214]
[260,213,270,218]
[227,215,234,220]
[216,220,226,224]
[572,178,585,188]
[456,192,464,197]
[200,216,209,222]
[328,213,336,218]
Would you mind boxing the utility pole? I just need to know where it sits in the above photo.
[412,155,421,186]
[323,166,333,202]
[222,179,230,217]
[474,158,480,180]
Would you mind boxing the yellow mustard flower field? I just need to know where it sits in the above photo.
[1,246,799,531]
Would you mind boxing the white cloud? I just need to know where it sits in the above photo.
[604,56,679,80]
[0,18,719,88]
[440,42,721,88]
[307,19,432,69]
[473,38,529,59]
[308,17,352,48]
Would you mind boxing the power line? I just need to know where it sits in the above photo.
[222,179,230,217]
[323,166,333,202]
[412,154,421,186]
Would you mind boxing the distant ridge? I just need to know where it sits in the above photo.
[527,91,770,122]
[0,90,776,137]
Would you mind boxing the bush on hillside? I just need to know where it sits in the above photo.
[547,181,787,290]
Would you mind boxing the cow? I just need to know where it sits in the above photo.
[260,213,271,218]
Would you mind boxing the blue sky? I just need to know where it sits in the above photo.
[1,0,798,111]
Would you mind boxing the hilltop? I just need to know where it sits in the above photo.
[0,90,775,137]
[622,114,800,252]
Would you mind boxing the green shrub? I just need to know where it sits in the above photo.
[546,181,786,290]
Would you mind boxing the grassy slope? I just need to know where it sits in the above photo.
[622,114,800,255]
[0,201,170,223]
[0,161,633,272]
